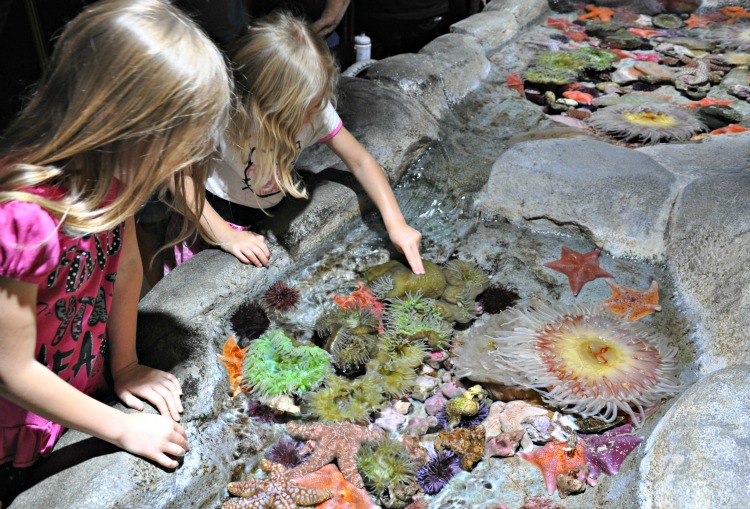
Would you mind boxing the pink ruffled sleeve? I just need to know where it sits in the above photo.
[0,200,61,285]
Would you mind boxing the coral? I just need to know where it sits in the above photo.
[357,437,418,494]
[384,292,452,349]
[230,301,270,340]
[602,280,662,321]
[367,259,448,299]
[293,464,377,509]
[306,373,385,423]
[519,441,587,496]
[242,329,331,402]
[218,335,249,398]
[451,303,682,425]
[444,385,487,428]
[587,103,706,144]
[265,438,307,469]
[415,451,461,495]
[222,459,333,509]
[434,425,486,471]
[441,260,490,306]
[286,421,385,489]
[579,423,644,481]
[477,285,520,314]
[262,281,300,312]
[544,246,613,297]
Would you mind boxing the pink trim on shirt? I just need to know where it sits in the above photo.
[316,120,343,143]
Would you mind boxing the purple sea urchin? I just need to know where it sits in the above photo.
[587,103,705,144]
[262,281,300,311]
[229,301,270,340]
[265,438,308,468]
[415,451,461,495]
[452,303,682,425]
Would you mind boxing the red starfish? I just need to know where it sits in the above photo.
[627,28,664,39]
[217,335,249,398]
[519,441,587,495]
[546,17,578,31]
[710,124,750,135]
[684,14,712,30]
[682,98,734,108]
[719,6,750,24]
[562,90,594,105]
[331,282,385,331]
[563,29,588,42]
[293,465,377,508]
[578,5,614,23]
[609,48,632,60]
[544,247,613,297]
[602,280,661,321]
[504,73,525,96]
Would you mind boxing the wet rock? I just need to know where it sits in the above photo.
[451,10,520,51]
[486,0,550,28]
[666,168,750,372]
[639,366,750,508]
[475,138,679,258]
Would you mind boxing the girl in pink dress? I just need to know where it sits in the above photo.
[0,0,232,503]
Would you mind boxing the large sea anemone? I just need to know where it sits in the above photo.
[587,103,705,144]
[452,303,682,425]
[305,373,385,423]
[357,437,418,494]
[714,24,750,52]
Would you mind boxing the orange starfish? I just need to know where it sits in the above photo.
[682,98,734,108]
[719,6,750,24]
[710,124,750,135]
[331,282,385,332]
[602,280,662,321]
[217,335,249,397]
[504,73,525,96]
[578,4,614,23]
[519,441,587,495]
[628,28,664,39]
[563,29,588,42]
[294,464,377,509]
[562,90,594,105]
[547,17,578,31]
[609,48,632,60]
[544,247,614,297]
[684,14,712,30]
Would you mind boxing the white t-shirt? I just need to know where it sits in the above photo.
[206,102,343,209]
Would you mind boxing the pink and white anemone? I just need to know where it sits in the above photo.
[452,303,683,426]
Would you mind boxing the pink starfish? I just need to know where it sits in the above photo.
[519,441,587,495]
[544,247,613,296]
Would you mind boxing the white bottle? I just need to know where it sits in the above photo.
[354,33,371,62]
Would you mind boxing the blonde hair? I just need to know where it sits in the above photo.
[0,0,232,241]
[231,10,339,200]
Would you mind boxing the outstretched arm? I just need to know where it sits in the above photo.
[310,0,350,37]
[172,175,270,267]
[326,127,425,274]
[0,273,188,469]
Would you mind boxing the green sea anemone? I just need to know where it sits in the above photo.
[576,47,619,72]
[384,292,453,349]
[365,355,419,398]
[357,437,418,494]
[535,51,589,72]
[364,260,447,299]
[242,329,331,402]
[587,103,705,144]
[305,373,385,423]
[317,307,380,370]
[441,260,490,306]
[452,303,683,425]
[522,66,579,86]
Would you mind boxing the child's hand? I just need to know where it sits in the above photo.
[113,363,184,422]
[116,412,189,469]
[388,223,425,274]
[218,229,271,268]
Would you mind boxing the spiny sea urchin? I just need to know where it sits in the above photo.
[262,281,300,311]
[452,303,682,425]
[415,451,461,495]
[264,437,307,468]
[229,301,270,340]
[477,285,521,315]
[587,103,705,144]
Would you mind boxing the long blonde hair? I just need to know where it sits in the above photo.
[0,0,232,240]
[231,11,339,199]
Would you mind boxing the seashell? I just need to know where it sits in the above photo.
[445,385,486,427]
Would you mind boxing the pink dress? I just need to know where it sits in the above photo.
[0,184,124,467]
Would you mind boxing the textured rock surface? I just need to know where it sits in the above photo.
[639,366,750,509]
